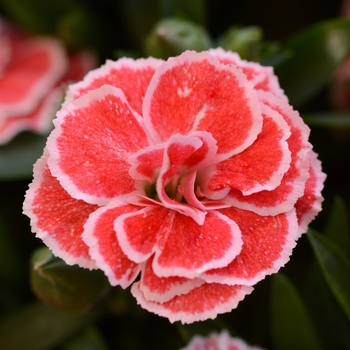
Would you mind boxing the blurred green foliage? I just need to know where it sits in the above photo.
[0,0,349,349]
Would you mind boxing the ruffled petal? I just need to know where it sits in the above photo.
[22,149,98,268]
[65,57,163,115]
[131,281,253,324]
[47,85,150,205]
[209,47,287,101]
[82,201,141,288]
[201,207,299,286]
[156,133,206,224]
[181,331,264,350]
[295,150,326,236]
[138,258,204,303]
[152,210,243,279]
[200,102,291,198]
[0,37,67,117]
[115,205,174,263]
[0,88,62,144]
[227,91,311,216]
[143,50,263,160]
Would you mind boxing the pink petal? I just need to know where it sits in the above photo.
[152,210,243,279]
[65,57,163,115]
[115,205,174,263]
[128,144,165,182]
[0,37,67,117]
[227,91,311,216]
[201,207,298,286]
[295,150,326,236]
[0,88,62,144]
[200,103,292,198]
[181,331,264,350]
[156,134,206,224]
[209,47,287,101]
[131,281,253,324]
[22,149,98,269]
[47,85,150,205]
[82,202,141,288]
[143,50,263,160]
[138,258,204,303]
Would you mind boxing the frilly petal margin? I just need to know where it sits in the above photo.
[82,201,142,288]
[47,85,151,206]
[209,47,287,102]
[64,57,164,115]
[0,37,67,117]
[295,150,326,236]
[143,50,263,160]
[131,281,253,324]
[23,149,98,269]
[138,259,205,303]
[201,208,299,286]
[180,330,264,350]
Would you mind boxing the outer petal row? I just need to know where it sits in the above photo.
[47,85,151,206]
[65,57,164,115]
[143,50,263,160]
[227,91,311,216]
[23,150,97,269]
[131,281,253,324]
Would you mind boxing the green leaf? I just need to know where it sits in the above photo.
[30,247,110,314]
[143,17,211,59]
[307,229,350,320]
[0,132,47,181]
[158,0,207,25]
[275,18,350,108]
[270,273,323,350]
[304,262,350,349]
[303,112,350,128]
[324,195,350,254]
[0,302,97,350]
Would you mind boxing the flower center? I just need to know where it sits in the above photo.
[129,132,230,224]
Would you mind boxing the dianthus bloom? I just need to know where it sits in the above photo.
[23,48,326,323]
[180,331,264,350]
[0,17,96,144]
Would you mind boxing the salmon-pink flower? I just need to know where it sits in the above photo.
[0,17,96,144]
[180,331,264,350]
[23,48,326,323]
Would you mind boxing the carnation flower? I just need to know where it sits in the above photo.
[0,17,96,144]
[180,331,264,350]
[23,48,325,323]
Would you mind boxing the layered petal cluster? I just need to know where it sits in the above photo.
[0,17,96,144]
[180,331,264,350]
[23,48,326,323]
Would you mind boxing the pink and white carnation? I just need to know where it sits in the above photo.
[23,48,326,323]
[0,17,96,144]
[180,331,264,350]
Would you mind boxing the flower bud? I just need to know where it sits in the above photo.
[144,18,211,59]
[30,247,109,314]
[217,26,263,60]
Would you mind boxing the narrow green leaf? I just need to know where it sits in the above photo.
[0,302,97,350]
[158,0,207,25]
[303,112,350,128]
[275,18,350,107]
[307,229,350,320]
[270,273,323,350]
[0,132,47,181]
[324,195,350,254]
